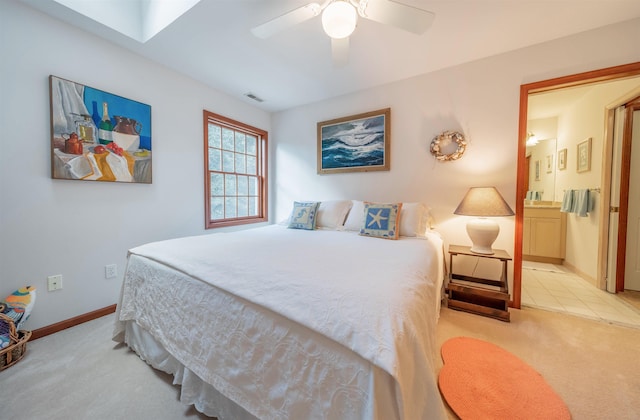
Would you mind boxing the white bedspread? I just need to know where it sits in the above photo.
[114,225,446,419]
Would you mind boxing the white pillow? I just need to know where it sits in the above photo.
[316,200,353,229]
[343,200,365,231]
[399,202,431,237]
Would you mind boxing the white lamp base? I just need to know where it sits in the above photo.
[466,218,499,255]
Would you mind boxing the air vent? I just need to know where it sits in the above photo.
[244,92,264,103]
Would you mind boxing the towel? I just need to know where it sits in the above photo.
[561,190,574,213]
[574,189,591,217]
[526,191,542,201]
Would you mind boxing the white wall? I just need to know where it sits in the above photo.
[272,18,640,293]
[0,0,270,330]
[556,82,640,281]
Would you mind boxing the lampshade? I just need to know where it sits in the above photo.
[454,187,514,254]
[322,1,358,39]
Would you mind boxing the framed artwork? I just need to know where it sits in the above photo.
[558,148,567,170]
[317,108,390,174]
[577,137,592,173]
[546,154,553,173]
[535,160,540,181]
[49,75,152,183]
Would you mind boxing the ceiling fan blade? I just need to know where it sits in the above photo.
[362,0,435,35]
[331,37,349,67]
[251,3,322,39]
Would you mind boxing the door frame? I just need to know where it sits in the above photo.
[514,62,640,309]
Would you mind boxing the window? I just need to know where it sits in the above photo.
[204,110,268,228]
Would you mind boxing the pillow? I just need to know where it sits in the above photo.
[359,202,403,240]
[287,201,320,230]
[316,200,353,229]
[399,202,431,237]
[343,200,365,231]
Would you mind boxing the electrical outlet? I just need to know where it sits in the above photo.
[47,274,63,291]
[105,264,118,279]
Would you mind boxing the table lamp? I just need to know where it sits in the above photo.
[454,187,514,255]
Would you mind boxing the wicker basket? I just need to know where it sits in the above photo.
[0,312,31,371]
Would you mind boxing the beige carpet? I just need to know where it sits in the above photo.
[0,307,639,419]
[437,307,640,420]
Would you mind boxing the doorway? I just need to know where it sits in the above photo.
[514,62,640,317]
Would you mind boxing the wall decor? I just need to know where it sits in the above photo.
[430,130,466,162]
[546,154,553,173]
[49,75,152,183]
[535,160,540,181]
[317,108,390,174]
[577,137,592,173]
[558,148,567,170]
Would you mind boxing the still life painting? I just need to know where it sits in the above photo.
[317,108,390,174]
[49,75,152,183]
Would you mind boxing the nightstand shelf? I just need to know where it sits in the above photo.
[446,245,511,322]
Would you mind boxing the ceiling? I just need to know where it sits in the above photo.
[21,0,640,112]
[528,75,640,121]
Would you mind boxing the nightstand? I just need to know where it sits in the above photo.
[446,244,511,322]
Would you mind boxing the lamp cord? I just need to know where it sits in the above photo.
[471,257,480,277]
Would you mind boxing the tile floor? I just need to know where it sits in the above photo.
[521,261,640,328]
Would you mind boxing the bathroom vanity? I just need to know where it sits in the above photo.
[523,202,567,264]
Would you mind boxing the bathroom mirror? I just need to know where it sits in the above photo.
[525,137,557,202]
[524,107,560,203]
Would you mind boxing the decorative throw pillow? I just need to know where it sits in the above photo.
[287,201,320,230]
[3,285,36,331]
[359,202,403,239]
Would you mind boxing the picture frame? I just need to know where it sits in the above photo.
[317,108,390,174]
[546,154,553,173]
[577,137,592,173]
[49,75,152,183]
[558,148,567,170]
[535,160,540,181]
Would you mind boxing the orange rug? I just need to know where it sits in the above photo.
[438,337,571,419]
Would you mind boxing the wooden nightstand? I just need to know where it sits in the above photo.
[446,245,511,322]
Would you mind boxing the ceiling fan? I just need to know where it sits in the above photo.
[251,0,435,66]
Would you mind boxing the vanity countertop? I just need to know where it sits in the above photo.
[524,201,562,209]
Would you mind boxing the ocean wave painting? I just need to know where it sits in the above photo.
[318,108,390,174]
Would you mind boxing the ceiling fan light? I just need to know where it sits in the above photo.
[322,1,357,39]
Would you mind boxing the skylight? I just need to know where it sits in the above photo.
[53,0,201,43]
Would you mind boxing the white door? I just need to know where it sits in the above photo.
[607,106,625,292]
[624,109,640,291]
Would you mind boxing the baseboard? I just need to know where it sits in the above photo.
[523,255,564,265]
[562,261,598,288]
[30,304,117,340]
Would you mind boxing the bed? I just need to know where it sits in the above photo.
[112,201,447,419]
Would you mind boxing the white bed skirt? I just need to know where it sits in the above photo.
[124,320,257,419]
[123,320,405,419]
